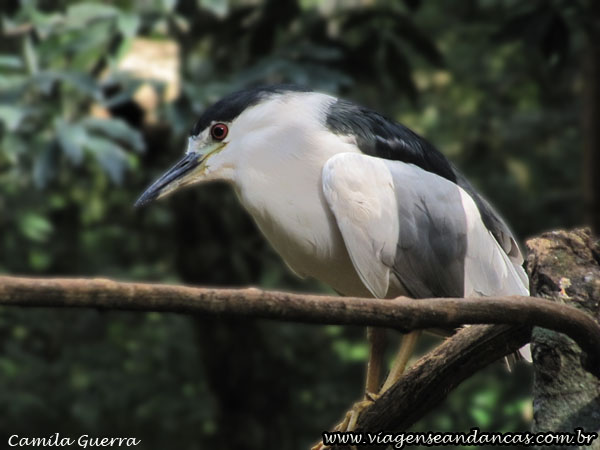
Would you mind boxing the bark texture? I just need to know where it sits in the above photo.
[331,324,532,450]
[1,228,600,449]
[527,228,600,448]
[0,276,599,365]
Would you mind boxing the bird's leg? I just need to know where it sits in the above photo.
[365,326,387,396]
[340,331,421,428]
[311,328,388,450]
[335,328,388,432]
[380,330,421,393]
[312,330,421,450]
[343,330,421,433]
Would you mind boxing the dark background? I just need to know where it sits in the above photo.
[0,1,597,449]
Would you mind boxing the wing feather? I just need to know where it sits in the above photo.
[322,154,398,298]
[325,98,526,276]
[322,153,529,299]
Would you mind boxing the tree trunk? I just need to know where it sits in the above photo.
[527,228,600,449]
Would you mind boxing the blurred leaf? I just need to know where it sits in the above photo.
[29,10,63,38]
[0,74,27,92]
[117,13,140,38]
[32,143,57,188]
[0,55,23,70]
[59,71,103,100]
[171,14,190,33]
[28,249,52,271]
[18,212,53,242]
[0,106,29,131]
[0,357,19,377]
[332,339,368,362]
[65,3,119,29]
[23,35,39,74]
[470,407,492,427]
[1,134,27,163]
[101,80,143,108]
[31,71,102,99]
[1,16,26,35]
[158,0,178,13]
[55,119,88,164]
[85,136,130,184]
[83,118,145,152]
[198,0,230,18]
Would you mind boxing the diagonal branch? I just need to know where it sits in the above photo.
[0,274,599,448]
[329,324,532,450]
[0,275,599,373]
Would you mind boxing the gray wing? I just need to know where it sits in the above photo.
[453,168,525,266]
[325,98,526,278]
[322,153,529,299]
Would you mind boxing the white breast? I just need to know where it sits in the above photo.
[231,93,373,297]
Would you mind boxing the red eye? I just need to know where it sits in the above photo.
[211,123,228,140]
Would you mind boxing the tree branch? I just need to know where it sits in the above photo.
[331,324,532,450]
[0,275,599,373]
[528,228,600,437]
[1,272,599,449]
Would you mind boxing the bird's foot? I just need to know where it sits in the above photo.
[311,392,380,450]
[341,392,379,432]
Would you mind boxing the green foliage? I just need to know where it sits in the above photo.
[0,0,589,448]
[0,2,144,187]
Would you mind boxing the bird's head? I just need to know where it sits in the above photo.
[134,85,321,207]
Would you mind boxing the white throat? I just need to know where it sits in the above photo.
[231,93,369,295]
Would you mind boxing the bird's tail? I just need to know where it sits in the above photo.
[505,344,532,371]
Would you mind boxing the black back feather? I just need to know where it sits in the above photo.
[326,98,520,258]
[327,99,456,183]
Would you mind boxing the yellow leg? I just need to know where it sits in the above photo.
[311,328,388,450]
[365,327,387,396]
[312,330,421,450]
[380,330,421,393]
[335,328,388,432]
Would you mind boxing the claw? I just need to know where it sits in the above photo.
[365,391,380,402]
[311,395,378,450]
[344,398,374,432]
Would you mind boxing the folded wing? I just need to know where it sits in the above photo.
[322,153,529,300]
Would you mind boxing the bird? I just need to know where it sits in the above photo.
[135,84,529,436]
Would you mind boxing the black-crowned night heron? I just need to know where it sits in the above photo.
[136,85,529,434]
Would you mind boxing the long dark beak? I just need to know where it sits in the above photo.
[135,152,202,207]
